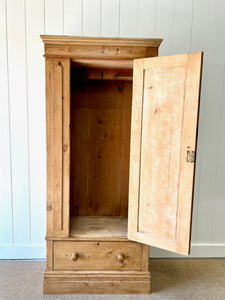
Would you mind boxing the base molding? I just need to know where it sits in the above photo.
[43,270,151,294]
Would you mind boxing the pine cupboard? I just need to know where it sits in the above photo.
[41,35,202,294]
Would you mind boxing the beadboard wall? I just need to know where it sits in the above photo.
[0,0,225,259]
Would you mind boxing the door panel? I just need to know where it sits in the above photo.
[52,63,63,231]
[128,52,202,255]
[46,58,70,237]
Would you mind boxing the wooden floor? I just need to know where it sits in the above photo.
[69,216,128,238]
[1,259,225,299]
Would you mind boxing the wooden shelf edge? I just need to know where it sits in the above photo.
[45,236,129,241]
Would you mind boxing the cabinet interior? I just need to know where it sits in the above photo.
[69,59,133,238]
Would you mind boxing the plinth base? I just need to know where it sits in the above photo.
[43,270,151,294]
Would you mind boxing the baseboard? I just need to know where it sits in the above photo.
[0,244,225,259]
[0,244,46,259]
[150,244,225,258]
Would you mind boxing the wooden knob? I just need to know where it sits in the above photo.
[117,253,125,264]
[71,253,79,261]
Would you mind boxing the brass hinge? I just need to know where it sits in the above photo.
[187,151,196,163]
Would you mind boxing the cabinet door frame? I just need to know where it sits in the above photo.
[128,52,202,255]
[46,58,70,237]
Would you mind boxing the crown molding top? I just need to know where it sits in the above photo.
[40,35,163,48]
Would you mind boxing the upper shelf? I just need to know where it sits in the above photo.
[40,35,163,60]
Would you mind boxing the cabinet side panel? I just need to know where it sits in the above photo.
[46,59,53,236]
[46,58,70,237]
[52,63,63,231]
[62,59,70,237]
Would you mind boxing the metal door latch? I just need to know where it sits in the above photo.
[187,151,196,163]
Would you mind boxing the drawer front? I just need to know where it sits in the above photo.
[53,241,142,271]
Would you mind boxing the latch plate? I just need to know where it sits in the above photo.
[187,151,196,163]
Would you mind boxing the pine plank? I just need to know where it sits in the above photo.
[69,216,127,238]
[46,240,53,271]
[54,240,142,271]
[44,44,159,59]
[71,59,133,70]
[52,63,63,231]
[70,80,132,217]
[40,35,162,47]
[128,52,202,255]
[46,58,70,237]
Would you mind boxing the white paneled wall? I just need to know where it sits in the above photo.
[0,0,225,259]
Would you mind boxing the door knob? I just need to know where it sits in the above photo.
[71,253,79,261]
[117,253,125,264]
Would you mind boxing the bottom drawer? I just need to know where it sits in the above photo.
[53,241,143,271]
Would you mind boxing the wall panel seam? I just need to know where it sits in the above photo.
[24,0,32,246]
[171,0,176,53]
[5,0,14,245]
[192,0,212,243]
[189,0,194,52]
[210,63,225,243]
[44,0,46,34]
[118,0,121,37]
[155,0,157,38]
[81,0,83,36]
[136,0,139,37]
[195,0,214,244]
[99,0,101,35]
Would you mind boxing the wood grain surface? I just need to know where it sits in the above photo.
[128,52,202,255]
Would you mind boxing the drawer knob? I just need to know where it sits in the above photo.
[71,252,79,261]
[117,253,125,264]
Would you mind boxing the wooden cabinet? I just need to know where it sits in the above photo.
[41,35,202,294]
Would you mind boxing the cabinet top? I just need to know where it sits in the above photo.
[40,35,163,48]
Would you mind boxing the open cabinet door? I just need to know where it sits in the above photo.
[128,52,202,255]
